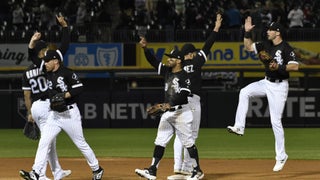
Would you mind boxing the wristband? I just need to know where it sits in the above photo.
[244,31,252,38]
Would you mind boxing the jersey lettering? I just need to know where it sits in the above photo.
[172,77,181,93]
[57,76,68,92]
[184,65,194,73]
[274,50,283,65]
[26,68,43,79]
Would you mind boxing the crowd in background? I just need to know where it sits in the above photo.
[0,0,319,42]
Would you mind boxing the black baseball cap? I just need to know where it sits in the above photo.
[268,22,284,33]
[181,43,197,56]
[164,50,184,61]
[43,50,63,62]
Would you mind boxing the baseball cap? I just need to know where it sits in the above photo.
[34,40,47,54]
[268,22,284,33]
[43,50,63,62]
[180,43,197,56]
[164,50,184,61]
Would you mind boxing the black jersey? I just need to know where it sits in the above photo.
[46,66,83,105]
[183,50,206,95]
[182,31,217,95]
[159,66,191,106]
[143,48,191,106]
[22,64,48,102]
[255,40,298,80]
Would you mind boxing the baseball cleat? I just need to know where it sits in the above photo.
[92,166,104,180]
[20,170,31,180]
[227,126,244,136]
[55,169,72,179]
[20,170,39,180]
[186,168,204,180]
[273,155,288,172]
[135,166,157,180]
[61,169,72,178]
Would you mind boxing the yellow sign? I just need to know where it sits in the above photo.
[136,42,320,77]
[136,42,262,67]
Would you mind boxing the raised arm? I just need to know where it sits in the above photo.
[56,15,70,55]
[139,36,161,69]
[243,16,255,52]
[202,13,222,55]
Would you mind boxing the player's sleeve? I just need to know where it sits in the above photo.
[252,42,264,54]
[193,51,207,67]
[66,70,83,97]
[143,48,162,69]
[58,27,70,55]
[21,71,31,91]
[28,48,38,63]
[202,31,217,55]
[285,46,299,65]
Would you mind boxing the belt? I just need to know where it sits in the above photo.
[265,77,284,83]
[169,105,182,112]
[40,96,48,101]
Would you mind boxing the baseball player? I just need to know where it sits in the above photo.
[227,17,299,171]
[169,13,222,179]
[135,37,203,180]
[20,15,71,180]
[20,50,104,180]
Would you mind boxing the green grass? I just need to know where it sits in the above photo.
[0,128,319,159]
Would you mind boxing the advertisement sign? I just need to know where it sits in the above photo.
[0,44,29,66]
[136,42,320,78]
[136,42,260,68]
[7,90,320,128]
[207,91,320,128]
[65,43,123,67]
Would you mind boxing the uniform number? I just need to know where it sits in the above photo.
[29,76,48,93]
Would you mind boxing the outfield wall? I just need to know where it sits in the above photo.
[3,90,320,129]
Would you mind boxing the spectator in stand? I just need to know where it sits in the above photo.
[271,1,287,26]
[237,0,251,20]
[185,2,204,29]
[135,0,151,29]
[12,4,25,30]
[174,0,186,29]
[39,3,55,30]
[225,1,242,29]
[0,1,11,23]
[260,3,273,39]
[145,0,157,18]
[63,0,78,25]
[302,3,314,28]
[250,1,263,41]
[116,7,135,30]
[156,0,177,41]
[287,3,304,28]
[225,1,242,41]
[76,1,87,27]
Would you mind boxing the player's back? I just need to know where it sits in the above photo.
[22,64,48,101]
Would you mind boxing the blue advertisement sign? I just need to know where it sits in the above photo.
[64,43,123,67]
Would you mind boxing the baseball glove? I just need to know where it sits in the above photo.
[23,121,40,140]
[258,50,275,65]
[147,103,171,117]
[50,93,67,112]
